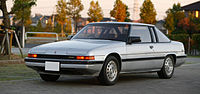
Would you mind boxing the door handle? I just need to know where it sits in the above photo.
[150,46,154,49]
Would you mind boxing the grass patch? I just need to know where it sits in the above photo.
[0,54,23,60]
[0,64,39,81]
[0,54,27,60]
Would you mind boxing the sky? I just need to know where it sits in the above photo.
[1,0,200,20]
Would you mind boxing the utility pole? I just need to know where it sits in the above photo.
[133,0,139,21]
[21,4,25,48]
[52,15,55,30]
[22,23,25,48]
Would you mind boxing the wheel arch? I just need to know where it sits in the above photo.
[166,54,176,65]
[104,53,122,71]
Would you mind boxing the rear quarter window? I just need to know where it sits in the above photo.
[155,27,170,42]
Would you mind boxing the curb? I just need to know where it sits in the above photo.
[0,59,24,64]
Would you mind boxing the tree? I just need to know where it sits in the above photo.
[87,0,103,22]
[65,19,72,36]
[178,18,197,34]
[164,13,175,34]
[110,0,126,22]
[25,18,32,26]
[188,13,200,33]
[125,5,131,22]
[140,0,157,24]
[11,0,36,25]
[0,0,10,29]
[164,3,185,35]
[66,0,84,34]
[166,3,182,14]
[11,0,36,48]
[27,25,37,32]
[53,23,61,33]
[45,18,53,32]
[0,0,11,55]
[36,20,43,32]
[56,0,67,37]
[177,17,197,54]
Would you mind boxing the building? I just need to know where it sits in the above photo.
[155,20,167,34]
[30,15,117,34]
[76,17,116,32]
[31,14,43,26]
[181,1,200,18]
[31,14,59,30]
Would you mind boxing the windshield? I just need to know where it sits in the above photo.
[73,24,130,42]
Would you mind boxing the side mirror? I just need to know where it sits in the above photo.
[127,36,141,44]
[67,35,73,40]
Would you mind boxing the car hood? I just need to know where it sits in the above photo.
[29,39,123,56]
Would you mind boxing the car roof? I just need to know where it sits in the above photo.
[88,22,155,26]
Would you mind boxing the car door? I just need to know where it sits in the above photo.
[149,26,172,60]
[125,25,159,71]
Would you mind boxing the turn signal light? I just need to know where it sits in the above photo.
[76,56,95,60]
[28,54,37,58]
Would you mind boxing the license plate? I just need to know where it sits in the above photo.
[45,61,60,71]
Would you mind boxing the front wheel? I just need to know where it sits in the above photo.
[98,56,120,85]
[39,74,60,81]
[157,56,175,79]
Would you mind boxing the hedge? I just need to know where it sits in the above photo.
[192,34,200,51]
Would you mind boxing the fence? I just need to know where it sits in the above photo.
[25,32,59,44]
[25,32,59,40]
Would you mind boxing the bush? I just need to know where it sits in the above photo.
[192,34,200,51]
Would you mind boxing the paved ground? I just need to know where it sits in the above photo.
[0,58,200,94]
[12,48,30,55]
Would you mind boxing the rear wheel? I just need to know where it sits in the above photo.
[98,56,120,85]
[157,56,175,79]
[40,74,60,81]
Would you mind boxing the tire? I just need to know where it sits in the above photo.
[40,74,60,81]
[98,56,120,85]
[157,55,175,79]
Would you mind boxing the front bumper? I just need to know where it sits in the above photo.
[25,58,103,76]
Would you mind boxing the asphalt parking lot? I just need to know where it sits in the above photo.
[0,58,200,94]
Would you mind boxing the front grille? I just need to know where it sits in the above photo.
[36,54,76,59]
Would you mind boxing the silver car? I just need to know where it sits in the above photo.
[25,22,186,85]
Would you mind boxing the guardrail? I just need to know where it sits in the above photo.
[25,32,59,41]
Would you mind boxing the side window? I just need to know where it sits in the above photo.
[130,26,151,42]
[155,27,170,42]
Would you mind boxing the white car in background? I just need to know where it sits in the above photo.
[25,22,186,85]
